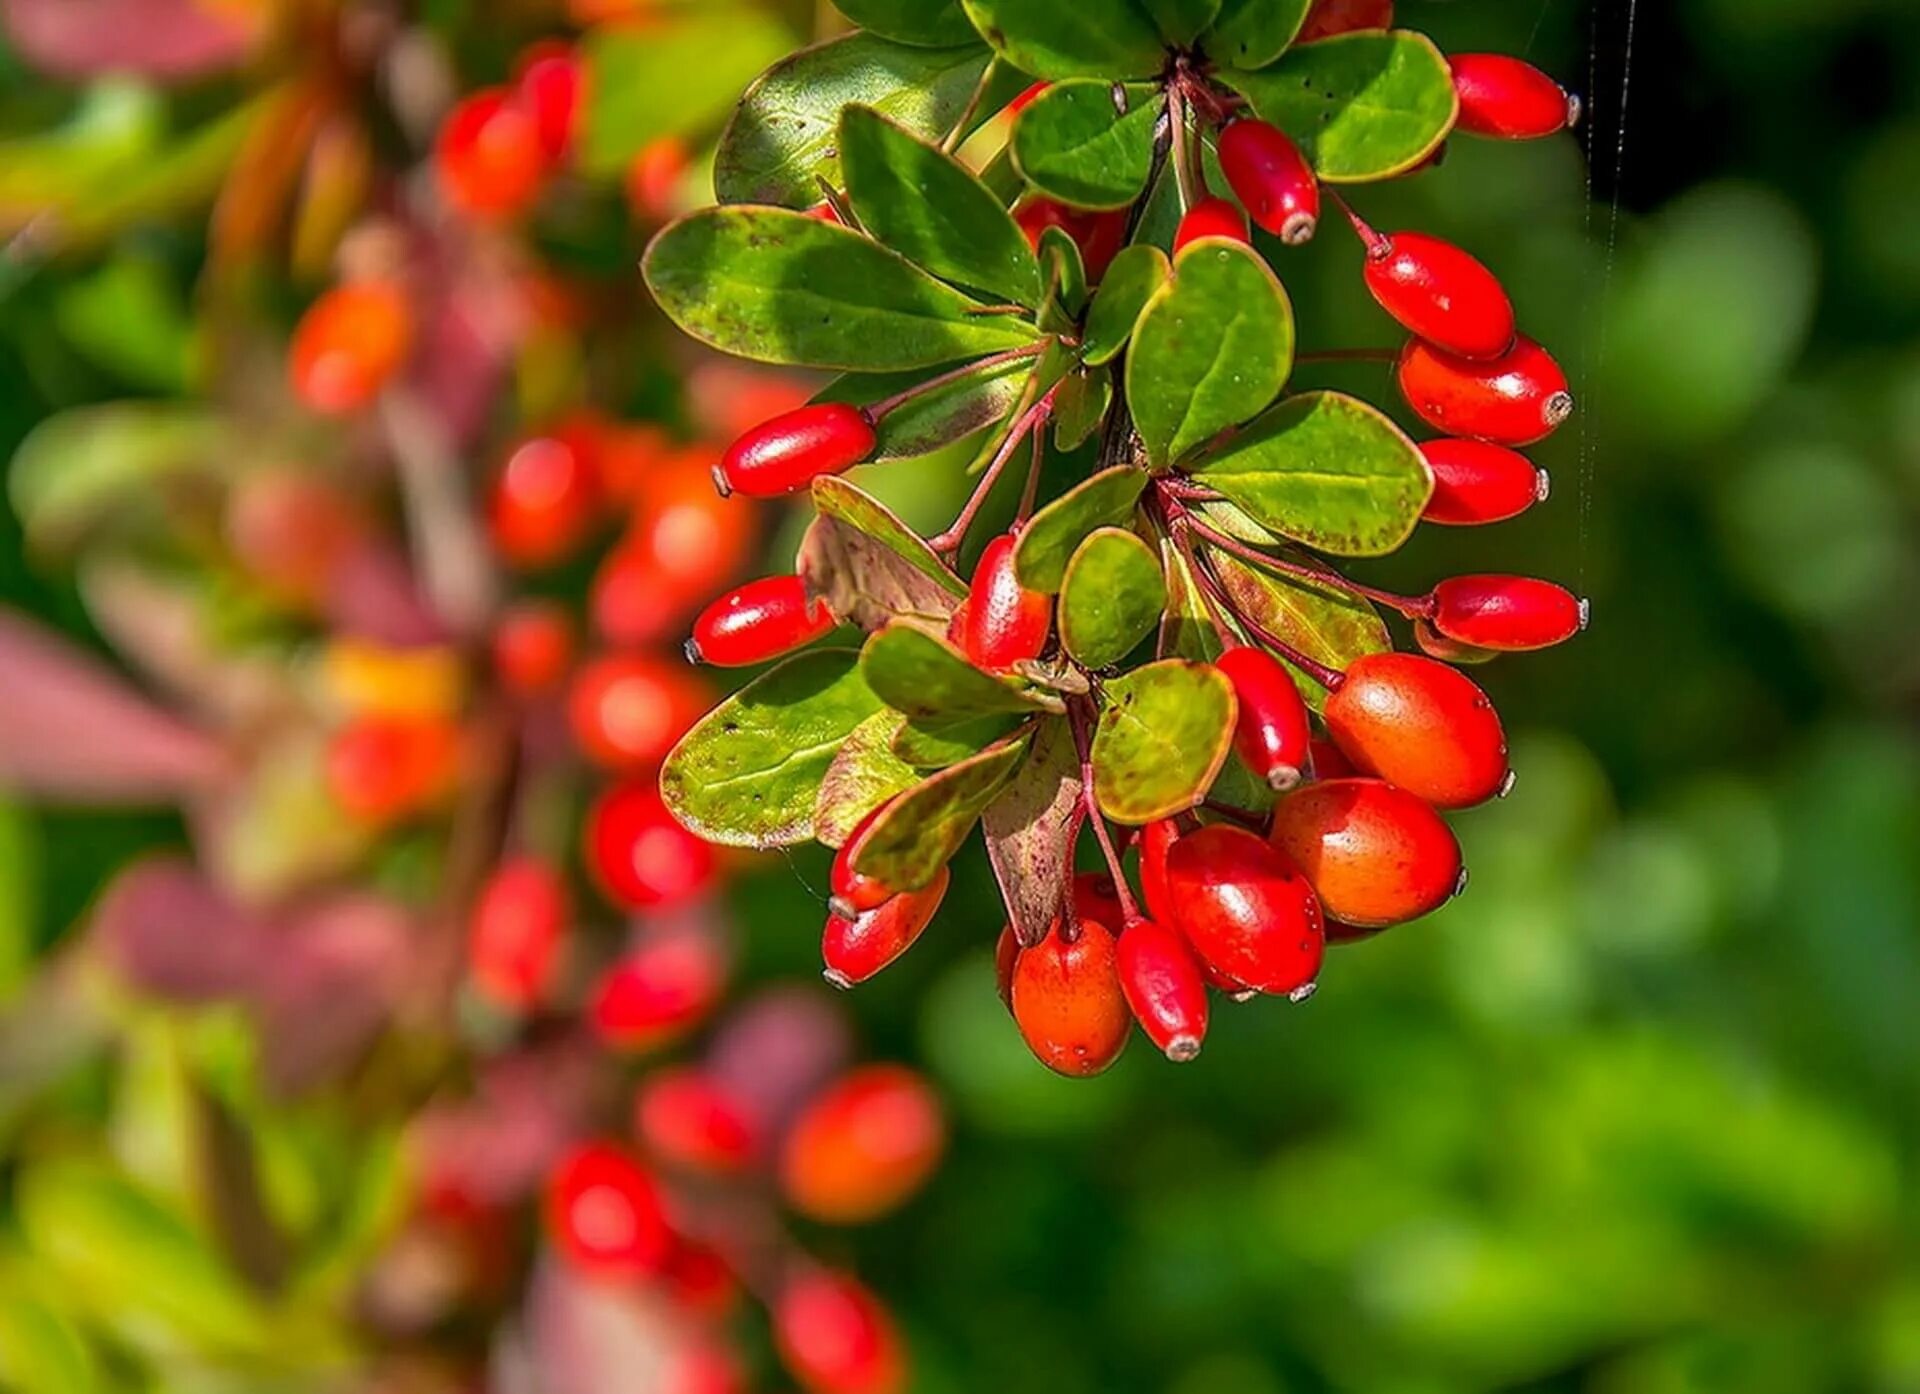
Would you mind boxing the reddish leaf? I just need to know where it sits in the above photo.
[1,0,257,80]
[255,892,416,1094]
[92,857,264,1001]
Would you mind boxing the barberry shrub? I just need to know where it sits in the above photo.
[646,0,1588,1074]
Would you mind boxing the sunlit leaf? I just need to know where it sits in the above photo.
[1205,0,1311,69]
[860,620,1059,720]
[981,715,1081,946]
[1091,660,1236,823]
[1059,528,1166,668]
[834,0,980,46]
[958,0,1167,79]
[1013,466,1149,592]
[1081,243,1169,366]
[849,731,1032,890]
[1011,80,1161,210]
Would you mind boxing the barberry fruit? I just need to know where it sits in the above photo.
[586,782,718,909]
[957,533,1052,672]
[779,1065,945,1223]
[1323,652,1509,808]
[829,802,900,918]
[435,87,547,220]
[488,426,604,569]
[544,1141,674,1279]
[774,1270,905,1394]
[325,713,459,823]
[1218,119,1320,244]
[1012,198,1129,279]
[1116,917,1210,1061]
[1214,645,1312,789]
[1418,438,1549,525]
[634,1067,759,1174]
[1429,574,1588,651]
[491,600,575,696]
[689,575,836,667]
[1360,229,1515,360]
[588,927,726,1049]
[289,281,413,414]
[513,41,582,164]
[1164,824,1324,997]
[1450,54,1580,139]
[627,135,689,222]
[718,403,876,498]
[994,924,1020,1011]
[1010,916,1130,1077]
[1174,197,1250,255]
[822,868,950,987]
[567,653,710,772]
[468,856,569,1010]
[663,1341,745,1394]
[1398,334,1573,446]
[1270,778,1463,928]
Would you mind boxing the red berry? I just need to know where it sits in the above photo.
[774,1270,905,1394]
[436,87,547,219]
[690,575,836,667]
[514,41,583,164]
[1137,818,1180,924]
[1173,197,1250,255]
[1164,824,1324,997]
[1362,230,1515,361]
[1218,119,1319,244]
[1450,54,1579,140]
[588,927,725,1049]
[958,533,1052,672]
[1429,574,1587,651]
[829,801,900,918]
[567,653,710,771]
[492,601,574,696]
[289,281,413,414]
[1413,617,1500,665]
[1071,870,1127,930]
[586,781,717,909]
[663,1341,745,1394]
[468,856,569,1010]
[1214,645,1312,790]
[1010,917,1130,1077]
[626,135,688,221]
[1116,917,1210,1061]
[1397,334,1573,447]
[1297,0,1393,42]
[663,1242,739,1319]
[718,403,875,498]
[325,714,458,823]
[779,1065,945,1223]
[1270,778,1463,928]
[1323,652,1509,808]
[1006,80,1050,116]
[488,426,604,568]
[1418,438,1549,525]
[994,924,1020,1011]
[544,1141,673,1279]
[1310,736,1356,779]
[634,1067,759,1174]
[1012,198,1128,279]
[822,867,950,987]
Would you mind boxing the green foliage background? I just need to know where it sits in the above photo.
[5,1,1920,1391]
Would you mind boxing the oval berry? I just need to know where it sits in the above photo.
[468,856,569,1010]
[1010,917,1130,1077]
[1450,54,1579,139]
[1013,198,1128,279]
[1323,652,1509,808]
[567,653,710,771]
[718,403,875,498]
[1418,438,1548,525]
[588,927,726,1049]
[829,801,900,918]
[514,41,583,163]
[690,575,835,667]
[1214,645,1312,790]
[488,427,604,569]
[1298,0,1393,41]
[958,533,1052,672]
[822,867,950,987]
[325,714,458,823]
[1174,197,1250,255]
[435,87,547,219]
[1397,334,1573,447]
[1363,230,1515,361]
[626,135,689,222]
[1136,817,1181,925]
[774,1270,905,1394]
[1271,778,1463,928]
[634,1067,759,1175]
[779,1065,945,1223]
[1430,574,1587,651]
[1164,824,1324,997]
[544,1141,673,1279]
[1117,917,1210,1062]
[586,781,717,909]
[492,600,574,697]
[289,281,413,414]
[663,1341,745,1394]
[1218,119,1319,244]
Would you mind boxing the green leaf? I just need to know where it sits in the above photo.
[1157,534,1223,663]
[1059,528,1166,668]
[980,716,1080,945]
[1091,660,1237,823]
[1126,238,1295,467]
[1206,548,1389,711]
[1082,243,1170,366]
[55,254,197,392]
[1053,367,1113,451]
[893,711,1026,768]
[850,732,1033,890]
[716,33,1014,207]
[814,711,922,846]
[834,0,981,46]
[861,621,1060,720]
[1013,466,1150,592]
[812,476,969,596]
[579,11,793,175]
[9,404,231,555]
[840,105,1042,308]
[643,205,1040,371]
[0,1284,96,1393]
[1222,31,1457,182]
[1142,0,1224,46]
[660,650,883,848]
[817,356,1035,463]
[1191,390,1432,555]
[1036,225,1089,332]
[1204,0,1311,68]
[0,800,40,1002]
[1010,80,1161,210]
[959,0,1167,79]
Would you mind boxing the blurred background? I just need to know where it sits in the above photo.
[4,1,1919,1392]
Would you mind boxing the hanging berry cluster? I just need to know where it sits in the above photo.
[645,0,1590,1077]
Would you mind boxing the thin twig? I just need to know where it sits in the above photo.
[941,57,1003,153]
[379,389,499,637]
[930,385,1058,557]
[865,343,1046,420]
[1067,698,1139,928]
[1175,503,1425,617]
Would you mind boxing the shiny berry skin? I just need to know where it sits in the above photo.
[774,1270,905,1394]
[690,575,835,667]
[1218,119,1319,244]
[491,601,574,696]
[289,281,413,414]
[822,867,950,987]
[567,653,709,771]
[1271,778,1463,928]
[1165,824,1324,997]
[1429,575,1587,651]
[488,427,603,569]
[718,403,875,498]
[1450,54,1580,139]
[829,802,898,918]
[1418,438,1548,525]
[779,1065,945,1223]
[586,782,717,909]
[1323,652,1509,808]
[544,1141,673,1279]
[435,87,546,220]
[1013,198,1128,280]
[1116,917,1210,1062]
[634,1067,758,1174]
[958,533,1052,672]
[1072,871,1127,930]
[1363,231,1515,361]
[1174,197,1250,255]
[1297,0,1393,41]
[514,41,583,163]
[468,856,569,1010]
[1398,335,1573,447]
[1010,917,1130,1077]
[325,714,458,823]
[588,927,725,1048]
[1214,645,1312,790]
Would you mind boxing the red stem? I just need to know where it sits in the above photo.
[1175,504,1432,619]
[1067,697,1141,928]
[931,384,1057,557]
[1327,188,1389,258]
[1176,525,1344,690]
[866,343,1046,421]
